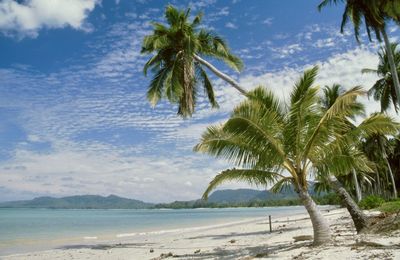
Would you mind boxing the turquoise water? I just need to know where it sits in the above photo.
[0,206,315,256]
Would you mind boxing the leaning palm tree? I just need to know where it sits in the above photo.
[319,84,399,231]
[195,67,376,245]
[362,43,400,113]
[320,84,364,202]
[318,0,400,110]
[141,5,246,118]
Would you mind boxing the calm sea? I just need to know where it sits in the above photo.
[0,206,323,256]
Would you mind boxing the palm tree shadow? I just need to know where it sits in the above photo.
[57,242,156,250]
[187,227,300,240]
[171,241,310,259]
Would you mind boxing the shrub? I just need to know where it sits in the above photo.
[359,195,385,210]
[378,200,400,214]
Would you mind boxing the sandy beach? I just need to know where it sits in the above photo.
[3,207,400,260]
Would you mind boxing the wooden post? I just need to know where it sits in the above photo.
[269,215,272,232]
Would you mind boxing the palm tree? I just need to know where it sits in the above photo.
[362,133,398,198]
[362,43,400,113]
[318,0,400,110]
[319,84,400,231]
[380,0,400,22]
[320,84,363,202]
[195,67,382,245]
[317,84,367,232]
[141,5,246,118]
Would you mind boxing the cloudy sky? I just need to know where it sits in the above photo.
[0,0,399,203]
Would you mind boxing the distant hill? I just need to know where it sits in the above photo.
[207,185,319,203]
[0,185,331,209]
[207,188,300,203]
[0,195,154,209]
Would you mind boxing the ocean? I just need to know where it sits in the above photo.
[0,206,320,256]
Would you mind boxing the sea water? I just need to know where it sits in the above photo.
[0,206,324,256]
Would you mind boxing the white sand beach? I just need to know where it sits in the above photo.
[3,208,400,260]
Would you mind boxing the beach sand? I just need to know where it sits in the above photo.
[3,208,400,260]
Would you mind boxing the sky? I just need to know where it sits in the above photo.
[0,0,399,203]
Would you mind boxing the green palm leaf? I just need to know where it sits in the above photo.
[202,169,282,200]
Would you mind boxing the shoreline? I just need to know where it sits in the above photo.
[4,206,400,259]
[0,205,323,257]
[0,206,360,260]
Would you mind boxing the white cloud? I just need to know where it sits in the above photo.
[2,46,395,203]
[0,0,99,38]
[262,17,273,26]
[27,134,40,142]
[225,22,237,29]
[0,140,231,203]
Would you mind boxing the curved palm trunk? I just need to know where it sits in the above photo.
[297,188,331,245]
[352,169,362,202]
[193,54,248,95]
[328,175,368,233]
[381,28,400,108]
[385,157,398,198]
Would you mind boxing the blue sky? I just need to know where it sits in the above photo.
[0,0,399,203]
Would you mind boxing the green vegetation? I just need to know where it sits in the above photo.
[363,43,400,113]
[140,2,400,243]
[154,186,340,209]
[379,200,400,214]
[193,66,396,245]
[319,0,400,108]
[141,5,245,118]
[359,195,386,210]
[154,193,341,209]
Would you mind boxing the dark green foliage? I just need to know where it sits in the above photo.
[153,193,339,209]
[359,195,386,209]
[318,0,385,42]
[314,192,342,205]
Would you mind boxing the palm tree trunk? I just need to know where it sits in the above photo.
[381,27,400,108]
[376,171,381,195]
[328,175,368,233]
[352,170,362,202]
[297,188,331,245]
[193,54,248,95]
[385,157,398,198]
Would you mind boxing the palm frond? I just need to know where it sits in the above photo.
[147,66,171,107]
[197,65,218,108]
[270,177,295,193]
[202,169,282,200]
[290,66,319,104]
[317,0,344,11]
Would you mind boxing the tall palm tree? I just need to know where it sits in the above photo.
[362,43,400,113]
[318,0,400,110]
[362,133,398,198]
[195,67,388,245]
[141,5,246,118]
